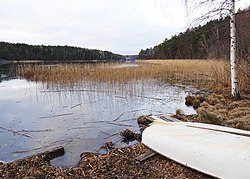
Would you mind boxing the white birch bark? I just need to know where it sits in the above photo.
[230,0,240,98]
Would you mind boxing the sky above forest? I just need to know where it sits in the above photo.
[0,0,249,55]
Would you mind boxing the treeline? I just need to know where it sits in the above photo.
[0,42,125,62]
[139,7,250,60]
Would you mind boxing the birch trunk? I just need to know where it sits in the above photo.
[230,0,240,99]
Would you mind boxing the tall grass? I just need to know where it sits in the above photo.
[18,60,250,94]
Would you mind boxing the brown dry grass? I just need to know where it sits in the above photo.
[140,59,249,94]
[197,94,250,130]
[0,143,211,179]
[174,93,250,130]
[18,59,250,94]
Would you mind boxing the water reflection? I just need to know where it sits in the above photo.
[0,64,196,167]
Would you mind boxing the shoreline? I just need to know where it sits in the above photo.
[0,86,249,177]
[0,143,212,178]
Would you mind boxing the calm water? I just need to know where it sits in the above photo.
[0,63,196,167]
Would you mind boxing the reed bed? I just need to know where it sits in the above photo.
[18,59,250,94]
[141,59,249,94]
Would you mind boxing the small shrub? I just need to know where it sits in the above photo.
[198,109,221,125]
[193,99,201,109]
[185,95,196,106]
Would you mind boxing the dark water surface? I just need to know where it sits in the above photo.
[0,63,196,167]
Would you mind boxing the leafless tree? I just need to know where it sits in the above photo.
[185,0,240,99]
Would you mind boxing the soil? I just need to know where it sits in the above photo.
[0,143,212,179]
[1,93,249,178]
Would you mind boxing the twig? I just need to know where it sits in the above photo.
[99,130,110,136]
[12,146,65,161]
[118,118,137,122]
[50,138,74,145]
[13,145,52,153]
[17,129,53,133]
[106,122,133,127]
[134,95,164,101]
[71,103,82,109]
[0,126,33,139]
[128,109,146,113]
[104,132,120,139]
[9,141,17,148]
[114,112,125,121]
[115,96,127,99]
[84,120,107,124]
[70,126,96,130]
[113,138,123,145]
[39,113,73,119]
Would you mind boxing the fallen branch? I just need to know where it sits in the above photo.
[114,112,125,121]
[134,95,164,101]
[99,130,110,136]
[106,122,133,127]
[118,118,137,122]
[12,146,64,161]
[71,103,82,109]
[104,132,120,139]
[39,113,73,119]
[128,109,146,113]
[50,138,75,145]
[84,120,107,124]
[70,126,96,130]
[0,126,33,139]
[115,96,127,99]
[17,129,53,133]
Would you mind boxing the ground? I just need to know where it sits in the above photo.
[174,93,250,131]
[0,143,212,179]
[1,93,249,178]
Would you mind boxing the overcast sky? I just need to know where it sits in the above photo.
[0,0,249,55]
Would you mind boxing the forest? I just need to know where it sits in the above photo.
[0,42,125,62]
[139,7,250,61]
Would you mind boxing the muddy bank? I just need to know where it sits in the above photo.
[174,93,250,131]
[0,143,212,179]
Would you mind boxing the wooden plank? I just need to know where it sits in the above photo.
[135,151,156,162]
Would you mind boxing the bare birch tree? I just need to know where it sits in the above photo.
[185,0,240,99]
[229,0,240,99]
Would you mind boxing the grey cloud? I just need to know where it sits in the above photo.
[1,0,249,55]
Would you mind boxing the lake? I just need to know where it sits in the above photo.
[0,63,196,167]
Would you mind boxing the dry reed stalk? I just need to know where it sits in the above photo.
[18,60,250,94]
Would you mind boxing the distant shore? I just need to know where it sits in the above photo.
[0,59,114,65]
[0,59,12,65]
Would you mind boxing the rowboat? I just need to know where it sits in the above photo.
[142,118,250,179]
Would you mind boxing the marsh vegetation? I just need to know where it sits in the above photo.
[1,61,200,167]
[1,59,249,177]
[18,59,250,95]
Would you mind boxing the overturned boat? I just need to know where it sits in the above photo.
[142,117,250,179]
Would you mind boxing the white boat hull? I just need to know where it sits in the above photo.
[142,119,250,179]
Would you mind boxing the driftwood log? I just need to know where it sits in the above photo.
[42,146,65,160]
[7,146,65,164]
